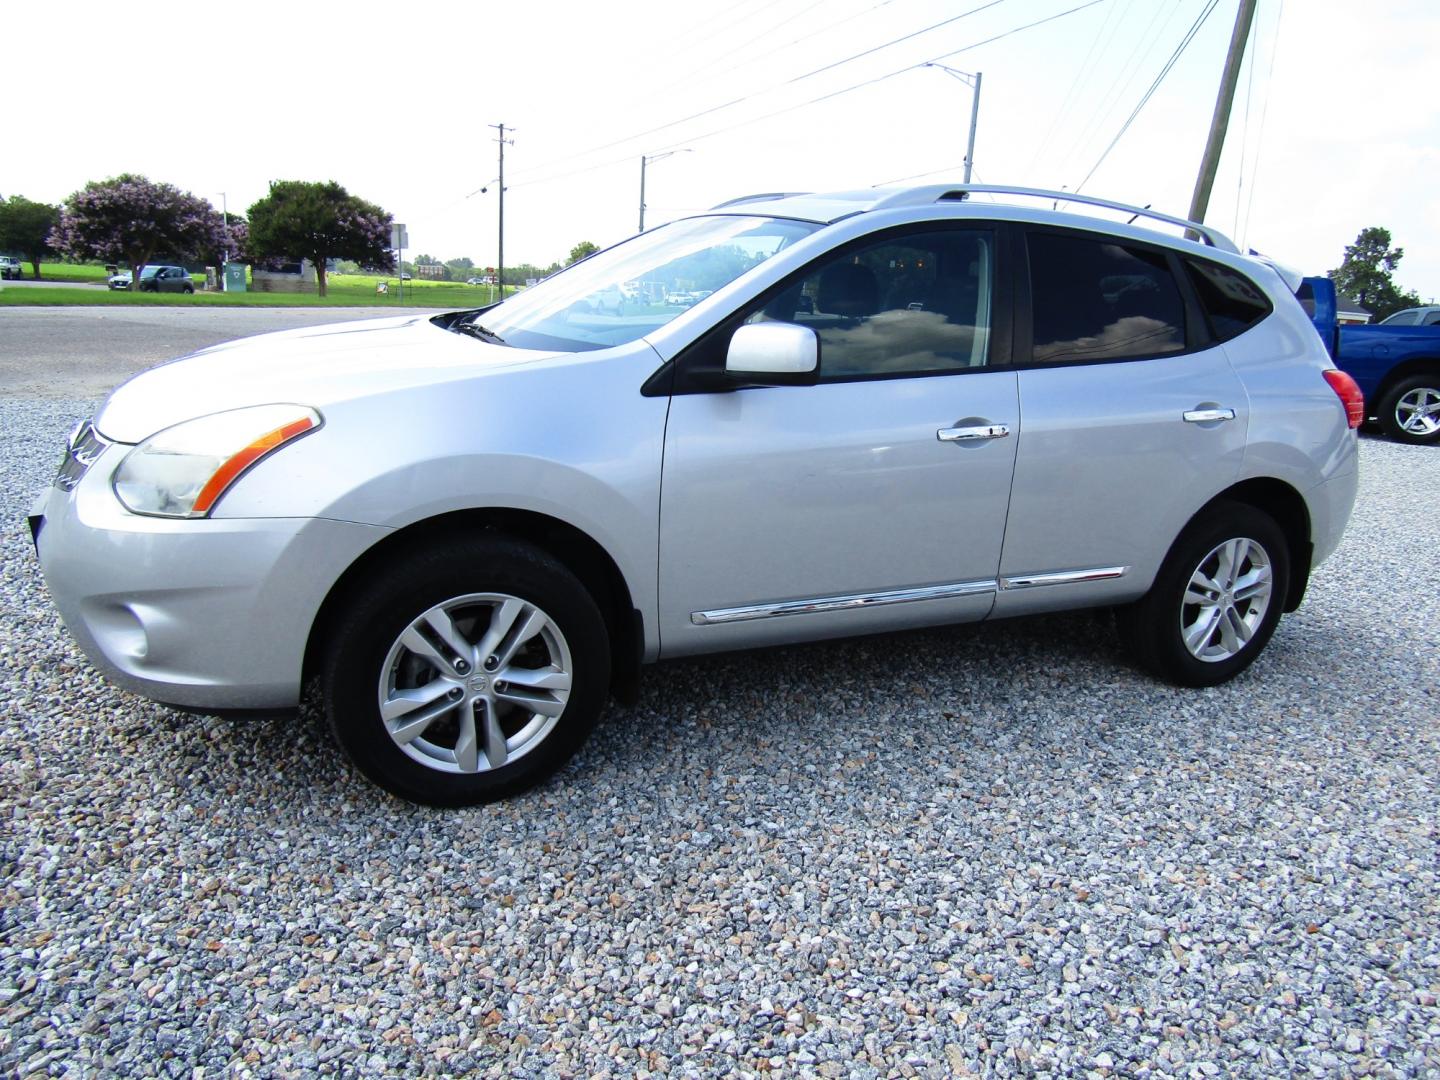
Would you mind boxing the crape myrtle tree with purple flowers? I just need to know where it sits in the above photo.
[245,180,394,297]
[49,174,230,286]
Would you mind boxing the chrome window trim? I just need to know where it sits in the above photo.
[999,566,1128,590]
[691,566,1130,625]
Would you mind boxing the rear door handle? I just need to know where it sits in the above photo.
[938,424,1010,442]
[1182,407,1236,423]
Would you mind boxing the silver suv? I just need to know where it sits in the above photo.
[32,185,1362,806]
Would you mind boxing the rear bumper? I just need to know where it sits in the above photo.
[1307,463,1359,570]
[33,449,389,711]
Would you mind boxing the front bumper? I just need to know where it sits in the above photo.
[33,443,389,711]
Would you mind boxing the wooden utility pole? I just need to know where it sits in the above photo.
[1187,0,1258,226]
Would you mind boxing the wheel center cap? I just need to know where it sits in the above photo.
[468,675,489,693]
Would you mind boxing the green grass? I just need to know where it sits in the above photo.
[23,262,113,283]
[1,264,508,308]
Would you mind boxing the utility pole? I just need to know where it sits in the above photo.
[925,65,982,183]
[491,123,514,298]
[638,149,692,233]
[1187,0,1257,226]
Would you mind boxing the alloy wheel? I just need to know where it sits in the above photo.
[1180,537,1274,663]
[377,592,573,774]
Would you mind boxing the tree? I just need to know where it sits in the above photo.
[201,216,248,274]
[445,256,474,278]
[0,196,59,280]
[567,241,599,265]
[50,175,226,285]
[246,180,393,297]
[1330,226,1423,322]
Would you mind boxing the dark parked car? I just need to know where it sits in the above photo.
[137,266,195,294]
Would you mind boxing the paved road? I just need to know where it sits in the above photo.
[0,306,439,398]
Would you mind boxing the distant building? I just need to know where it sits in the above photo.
[1337,295,1371,325]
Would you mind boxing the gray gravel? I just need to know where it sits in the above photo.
[2,392,1437,1077]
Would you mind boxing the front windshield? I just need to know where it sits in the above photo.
[471,215,821,351]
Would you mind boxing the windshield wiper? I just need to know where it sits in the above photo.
[450,319,507,345]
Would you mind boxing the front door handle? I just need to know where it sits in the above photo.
[1182,407,1236,423]
[938,424,1010,442]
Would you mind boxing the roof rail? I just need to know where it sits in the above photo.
[869,184,1239,252]
[709,192,813,210]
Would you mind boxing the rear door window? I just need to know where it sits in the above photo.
[1027,231,1186,364]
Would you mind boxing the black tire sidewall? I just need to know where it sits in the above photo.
[1125,502,1291,687]
[1379,375,1440,445]
[323,537,611,806]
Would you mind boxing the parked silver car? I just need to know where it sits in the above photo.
[32,185,1362,805]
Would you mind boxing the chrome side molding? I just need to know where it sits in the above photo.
[691,579,996,625]
[691,566,1129,625]
[999,566,1128,590]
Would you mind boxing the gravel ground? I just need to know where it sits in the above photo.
[2,394,1437,1078]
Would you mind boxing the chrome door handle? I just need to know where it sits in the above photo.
[938,424,1010,442]
[1183,408,1236,423]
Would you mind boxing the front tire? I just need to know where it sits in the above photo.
[1118,501,1290,687]
[1378,375,1440,444]
[322,536,611,806]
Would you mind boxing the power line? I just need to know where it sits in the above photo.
[1053,0,1183,184]
[428,0,1110,208]
[658,0,904,102]
[503,0,1014,188]
[1024,0,1130,175]
[641,0,1110,159]
[1239,0,1283,248]
[1072,0,1222,194]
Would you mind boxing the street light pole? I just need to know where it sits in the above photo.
[639,149,691,233]
[925,65,982,183]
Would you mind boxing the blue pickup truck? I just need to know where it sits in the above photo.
[1302,282,1440,445]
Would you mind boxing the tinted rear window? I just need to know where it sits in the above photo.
[1028,232,1186,363]
[1185,259,1271,341]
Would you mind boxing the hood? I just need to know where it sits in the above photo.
[95,314,562,443]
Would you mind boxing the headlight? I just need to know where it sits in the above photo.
[112,404,321,518]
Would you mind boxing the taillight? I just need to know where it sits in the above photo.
[1323,369,1364,429]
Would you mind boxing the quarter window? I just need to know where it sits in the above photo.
[745,230,995,378]
[1185,258,1271,341]
[1028,232,1186,364]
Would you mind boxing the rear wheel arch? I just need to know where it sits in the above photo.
[302,508,642,702]
[1199,478,1311,613]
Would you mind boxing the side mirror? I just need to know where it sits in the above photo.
[725,322,819,386]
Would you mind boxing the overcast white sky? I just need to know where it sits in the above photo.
[6,0,1438,295]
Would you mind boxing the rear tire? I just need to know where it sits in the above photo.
[322,536,610,806]
[1118,501,1290,687]
[1378,374,1440,444]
